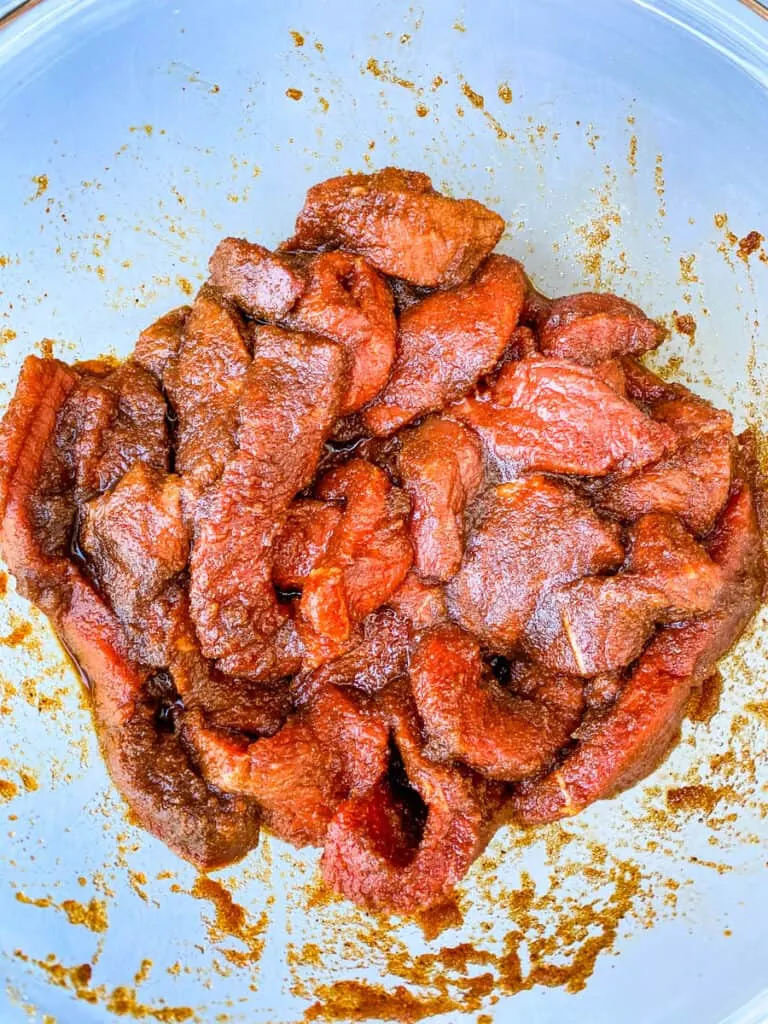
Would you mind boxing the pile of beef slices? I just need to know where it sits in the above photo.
[0,168,764,912]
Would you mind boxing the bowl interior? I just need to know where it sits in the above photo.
[1,1,767,1022]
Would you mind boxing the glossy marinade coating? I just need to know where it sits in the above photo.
[0,168,764,915]
[282,167,504,288]
[363,255,526,435]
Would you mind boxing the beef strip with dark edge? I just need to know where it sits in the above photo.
[0,356,259,867]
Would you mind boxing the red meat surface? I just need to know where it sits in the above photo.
[189,328,346,676]
[321,683,502,912]
[282,251,396,413]
[363,255,526,435]
[450,357,675,478]
[535,292,663,364]
[597,360,734,534]
[510,465,765,825]
[298,460,413,667]
[524,513,723,675]
[163,285,252,494]
[446,477,624,651]
[186,684,389,846]
[283,167,504,288]
[398,416,484,582]
[208,236,307,319]
[132,306,190,382]
[411,624,585,781]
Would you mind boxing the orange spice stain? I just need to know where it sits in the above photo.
[460,80,484,109]
[15,892,108,933]
[666,785,739,816]
[0,778,19,802]
[134,959,153,986]
[414,894,464,941]
[627,134,638,174]
[304,981,455,1022]
[302,874,342,913]
[0,620,32,647]
[13,952,196,1021]
[175,276,194,296]
[20,675,72,716]
[61,898,108,932]
[686,669,723,724]
[18,768,38,792]
[497,83,512,104]
[671,311,697,344]
[575,208,621,291]
[654,154,666,217]
[688,854,734,874]
[191,876,270,968]
[297,844,652,1020]
[0,675,17,716]
[483,111,509,141]
[290,30,305,47]
[0,571,7,597]
[128,870,149,902]
[415,103,429,118]
[365,57,417,92]
[37,338,55,358]
[286,88,304,101]
[678,254,699,284]
[737,230,764,262]
[30,174,49,200]
[745,700,768,727]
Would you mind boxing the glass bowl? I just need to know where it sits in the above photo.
[0,1,766,1021]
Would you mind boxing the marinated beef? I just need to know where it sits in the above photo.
[208,236,307,319]
[363,255,526,436]
[321,682,503,912]
[281,250,396,414]
[397,417,484,582]
[297,459,413,667]
[535,292,663,364]
[0,168,763,916]
[446,477,624,651]
[523,513,723,676]
[189,327,346,676]
[163,284,251,494]
[511,464,765,825]
[132,306,190,382]
[450,357,675,478]
[410,624,585,781]
[283,167,504,288]
[596,360,734,534]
